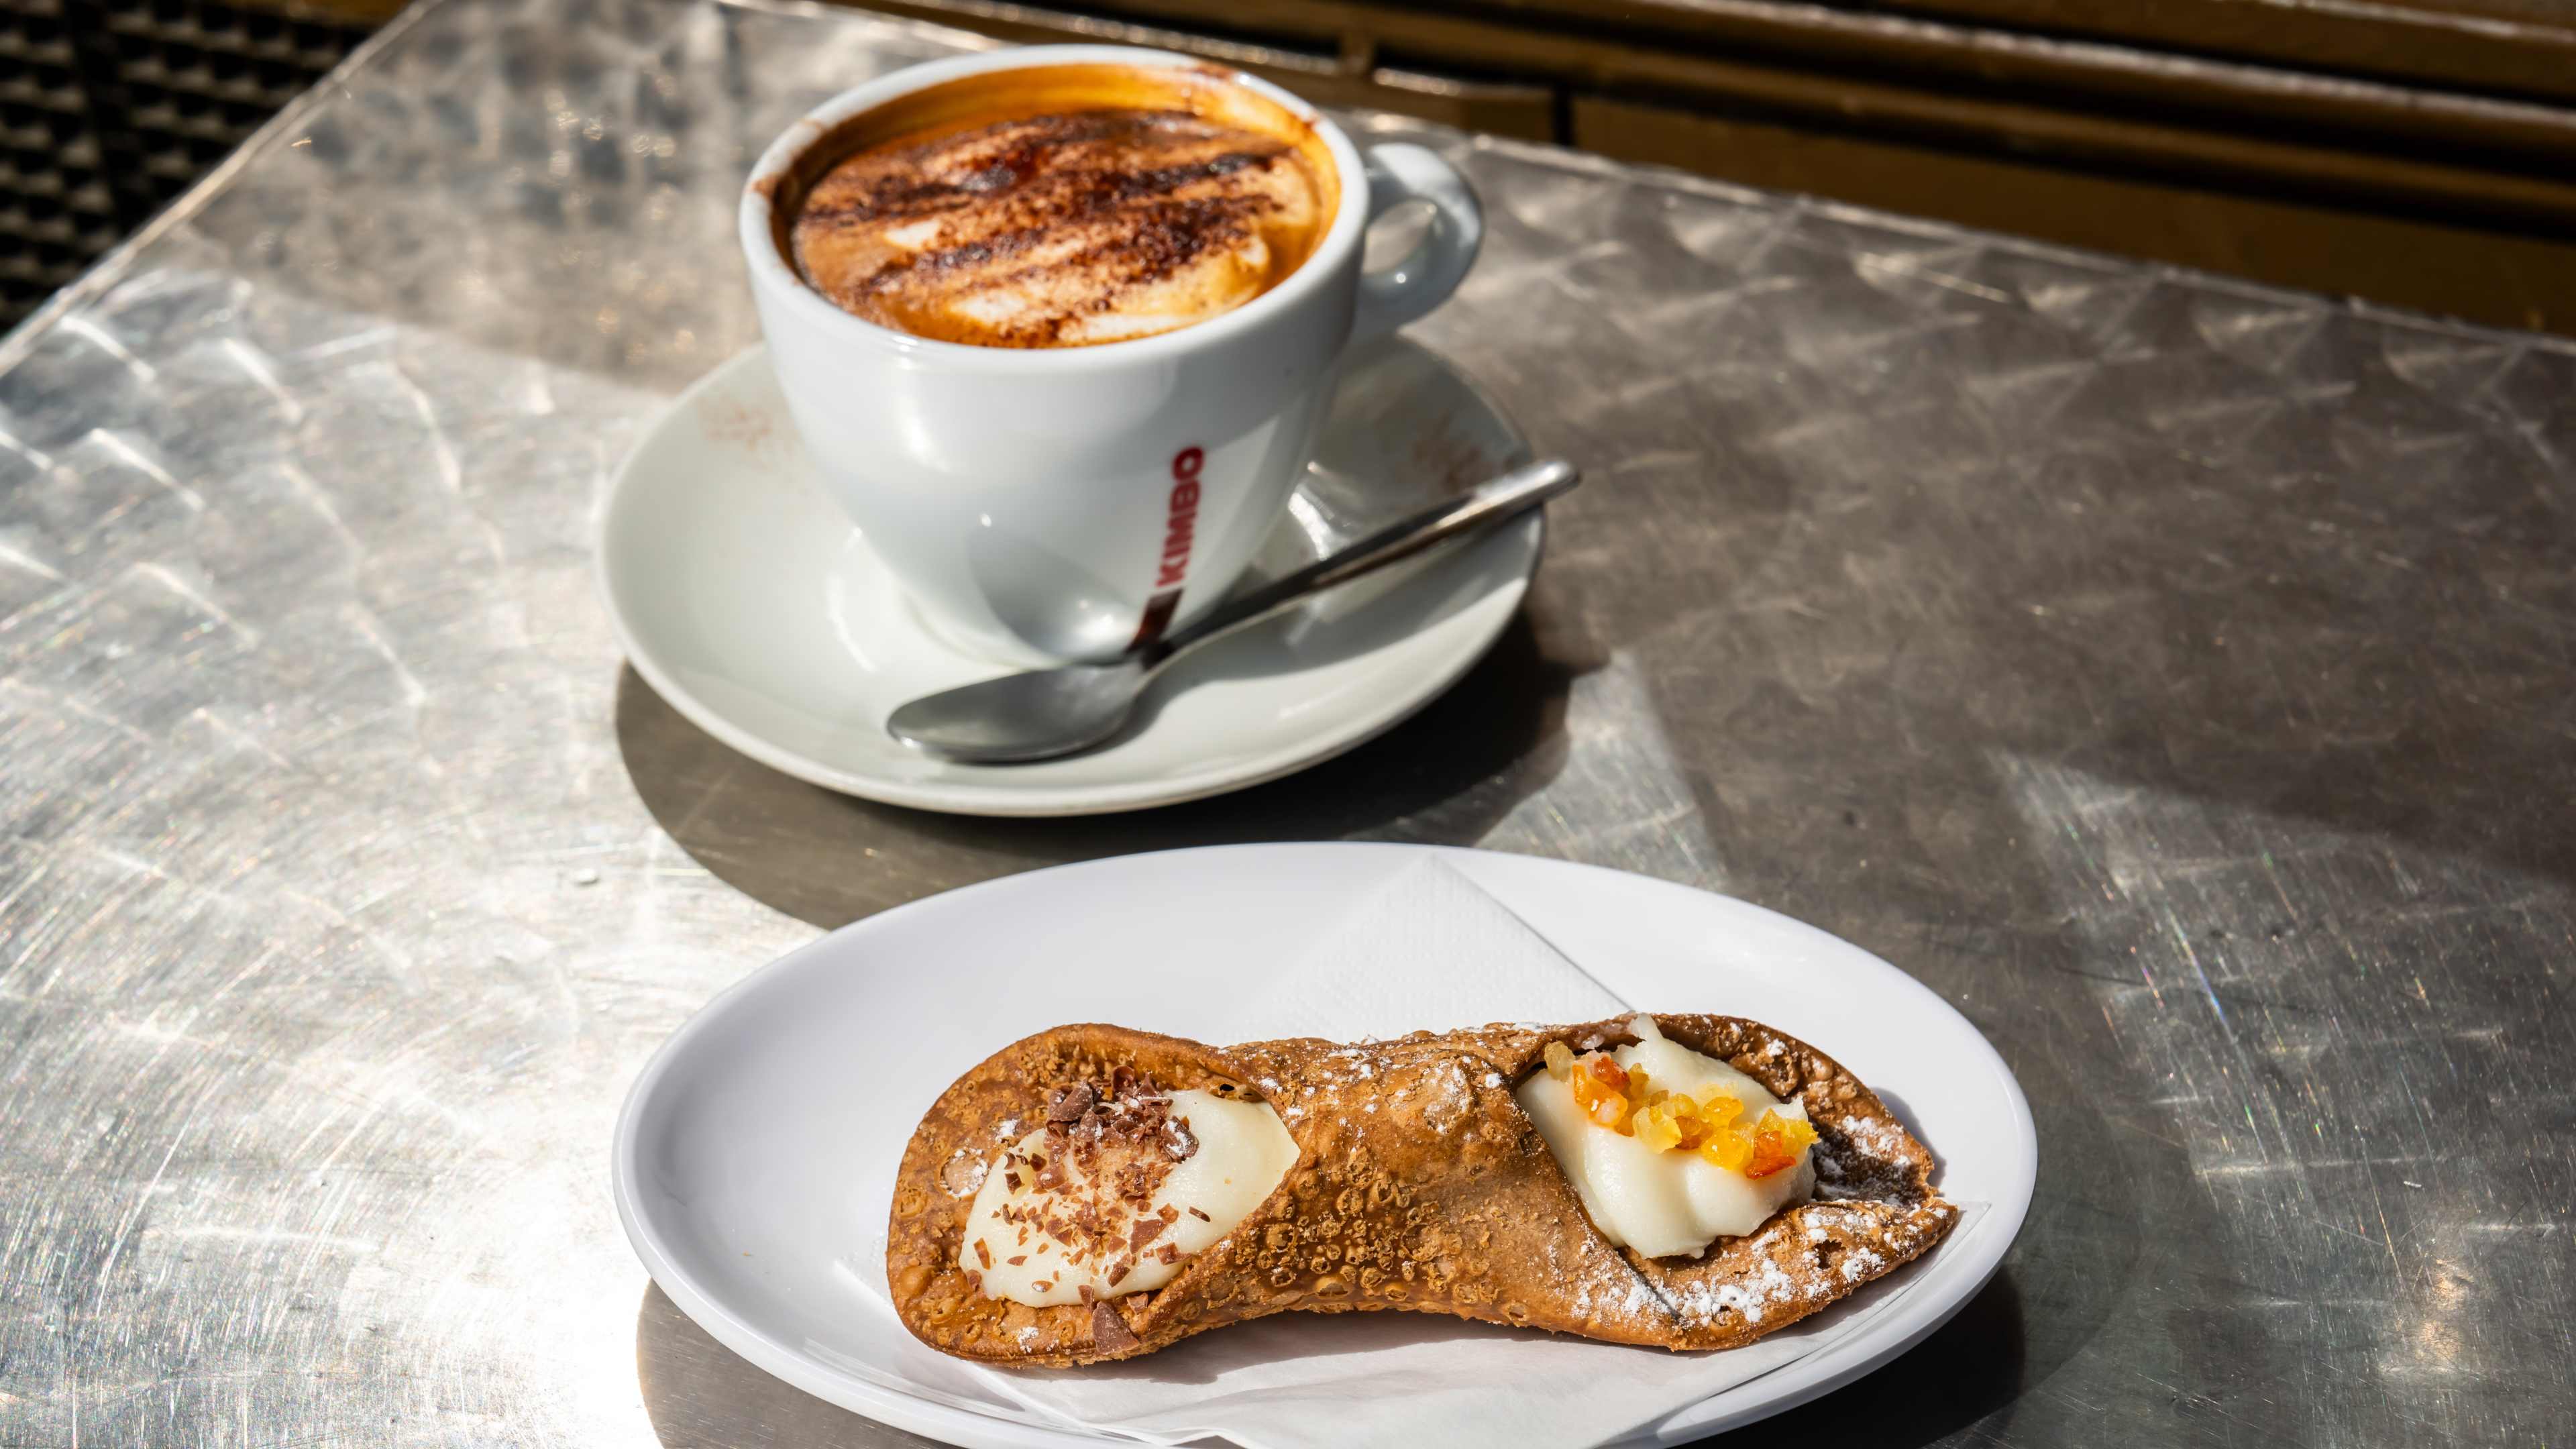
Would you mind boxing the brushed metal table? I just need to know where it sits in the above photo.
[2,0,2568,1444]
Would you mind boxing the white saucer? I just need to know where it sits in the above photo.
[596,343,1543,816]
[612,844,2037,1449]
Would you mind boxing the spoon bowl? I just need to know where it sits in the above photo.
[888,657,1151,764]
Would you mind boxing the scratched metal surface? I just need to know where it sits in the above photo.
[0,0,2569,1444]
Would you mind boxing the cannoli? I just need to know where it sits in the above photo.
[889,1014,1955,1364]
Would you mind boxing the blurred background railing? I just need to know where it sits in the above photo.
[13,0,2576,337]
[0,0,389,324]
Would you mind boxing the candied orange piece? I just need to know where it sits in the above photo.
[1587,1091,1631,1133]
[1567,1063,1629,1132]
[1699,1126,1753,1171]
[1664,1098,1707,1150]
[1693,1087,1743,1129]
[1635,1104,1683,1152]
[1570,1053,1635,1134]
[1745,1110,1819,1179]
[1543,1041,1574,1079]
[1656,1095,1694,1140]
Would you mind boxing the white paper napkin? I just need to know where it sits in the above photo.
[928,857,1974,1449]
[1224,851,1627,1041]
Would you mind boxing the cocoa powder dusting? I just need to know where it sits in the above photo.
[790,107,1326,347]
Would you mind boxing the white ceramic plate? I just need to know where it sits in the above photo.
[612,844,2037,1447]
[596,343,1542,816]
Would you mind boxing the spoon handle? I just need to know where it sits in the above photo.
[1147,458,1580,667]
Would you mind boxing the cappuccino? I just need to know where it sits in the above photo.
[783,64,1336,348]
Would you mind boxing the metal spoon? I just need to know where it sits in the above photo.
[888,458,1580,763]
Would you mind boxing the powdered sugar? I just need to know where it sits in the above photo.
[1837,1116,1907,1157]
[1839,1247,1886,1282]
[941,1148,989,1196]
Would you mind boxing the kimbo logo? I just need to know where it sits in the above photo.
[1128,445,1202,649]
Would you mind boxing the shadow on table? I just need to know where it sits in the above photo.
[1703,1270,2026,1448]
[637,1283,946,1449]
[633,1270,2027,1449]
[614,611,1587,928]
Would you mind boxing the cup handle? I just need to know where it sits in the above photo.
[1350,142,1484,345]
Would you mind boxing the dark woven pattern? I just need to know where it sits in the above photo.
[0,0,368,327]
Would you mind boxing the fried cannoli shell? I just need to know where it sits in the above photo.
[888,1016,1957,1365]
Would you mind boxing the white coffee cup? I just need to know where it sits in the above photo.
[739,45,1483,665]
